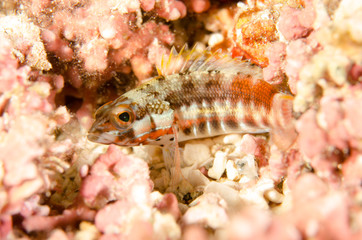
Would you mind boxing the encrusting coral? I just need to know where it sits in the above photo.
[0,0,361,239]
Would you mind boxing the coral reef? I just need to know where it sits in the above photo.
[0,0,362,239]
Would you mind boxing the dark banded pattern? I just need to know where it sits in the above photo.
[162,71,280,141]
[165,71,225,108]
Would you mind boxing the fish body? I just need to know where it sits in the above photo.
[88,47,296,149]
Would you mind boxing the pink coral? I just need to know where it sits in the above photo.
[288,174,352,239]
[296,109,328,158]
[48,229,70,240]
[344,89,362,141]
[155,193,180,220]
[140,0,156,11]
[20,195,50,218]
[285,38,318,94]
[228,208,300,240]
[342,151,362,193]
[0,14,52,71]
[0,37,27,93]
[155,0,187,20]
[95,200,134,234]
[23,206,96,232]
[0,215,12,239]
[263,42,287,84]
[42,29,74,62]
[79,39,109,72]
[238,134,268,167]
[182,225,209,240]
[0,29,83,238]
[23,0,178,131]
[185,0,210,13]
[266,147,304,183]
[317,94,350,151]
[277,0,316,41]
[182,193,228,229]
[1,114,47,210]
[42,1,176,77]
[80,145,152,208]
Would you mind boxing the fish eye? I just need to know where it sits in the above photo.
[111,106,135,129]
[118,111,130,122]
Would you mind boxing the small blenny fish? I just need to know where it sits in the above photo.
[88,46,297,150]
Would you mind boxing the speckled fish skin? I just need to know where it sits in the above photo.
[88,48,296,149]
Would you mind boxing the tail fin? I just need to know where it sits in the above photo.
[271,94,297,151]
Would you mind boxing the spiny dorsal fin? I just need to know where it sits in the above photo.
[156,44,261,77]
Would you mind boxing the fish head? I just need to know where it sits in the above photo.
[88,96,175,146]
[88,97,141,146]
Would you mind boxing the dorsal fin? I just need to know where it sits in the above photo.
[156,44,261,77]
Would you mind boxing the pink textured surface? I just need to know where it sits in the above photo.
[23,206,96,232]
[0,0,362,239]
[80,145,151,208]
[277,3,315,41]
[155,193,181,220]
[296,109,328,158]
[0,39,26,93]
[263,42,286,84]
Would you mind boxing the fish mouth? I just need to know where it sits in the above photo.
[87,123,110,144]
[87,132,117,145]
[87,133,101,143]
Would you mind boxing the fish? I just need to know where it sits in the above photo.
[88,46,297,150]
